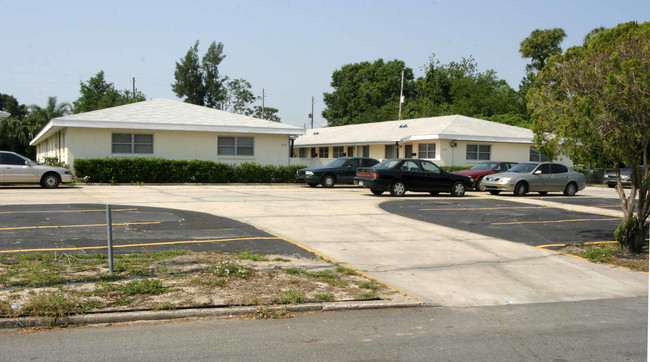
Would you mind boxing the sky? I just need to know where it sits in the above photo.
[1,0,648,129]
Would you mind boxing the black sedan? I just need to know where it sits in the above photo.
[354,158,472,196]
[295,157,380,187]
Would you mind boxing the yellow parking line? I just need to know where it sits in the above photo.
[419,206,549,211]
[0,208,138,214]
[491,218,621,225]
[537,241,618,248]
[0,221,160,231]
[0,236,282,254]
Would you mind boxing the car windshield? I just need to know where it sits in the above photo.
[470,162,498,171]
[325,158,348,167]
[374,159,401,169]
[509,162,539,173]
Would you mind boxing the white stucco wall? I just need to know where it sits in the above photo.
[291,140,574,168]
[36,128,292,167]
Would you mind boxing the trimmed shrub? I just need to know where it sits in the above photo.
[73,158,306,184]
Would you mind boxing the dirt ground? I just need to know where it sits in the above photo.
[0,252,414,318]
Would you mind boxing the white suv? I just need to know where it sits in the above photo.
[0,151,75,188]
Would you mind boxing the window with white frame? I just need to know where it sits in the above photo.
[466,144,491,160]
[112,133,153,154]
[347,146,355,157]
[418,143,436,158]
[218,136,254,156]
[298,148,307,158]
[311,148,317,158]
[318,147,329,158]
[529,146,548,162]
[333,146,345,158]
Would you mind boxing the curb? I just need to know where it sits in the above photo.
[0,300,427,329]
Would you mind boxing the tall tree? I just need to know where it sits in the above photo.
[221,78,258,115]
[172,40,228,108]
[202,41,227,108]
[73,71,145,113]
[519,28,567,73]
[409,56,527,126]
[322,59,414,126]
[253,106,281,122]
[528,21,650,252]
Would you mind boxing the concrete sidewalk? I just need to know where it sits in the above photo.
[1,184,646,307]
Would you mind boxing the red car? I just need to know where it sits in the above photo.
[454,161,518,191]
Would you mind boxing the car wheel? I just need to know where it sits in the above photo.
[607,184,616,188]
[370,189,384,196]
[390,180,406,196]
[538,191,548,196]
[41,173,61,188]
[514,182,528,196]
[321,174,335,188]
[307,183,318,188]
[489,190,501,195]
[475,177,486,191]
[450,181,466,197]
[564,182,577,196]
[429,191,439,196]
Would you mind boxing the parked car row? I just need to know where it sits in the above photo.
[0,151,75,188]
[295,157,587,198]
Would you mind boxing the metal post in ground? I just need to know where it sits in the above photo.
[106,204,114,273]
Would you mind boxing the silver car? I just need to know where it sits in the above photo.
[0,151,75,188]
[481,162,586,196]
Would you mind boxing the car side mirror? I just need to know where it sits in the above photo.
[534,170,542,175]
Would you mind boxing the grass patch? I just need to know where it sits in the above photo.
[118,279,168,296]
[315,293,334,302]
[355,291,378,300]
[284,268,348,287]
[236,251,268,261]
[20,291,100,317]
[280,287,305,304]
[559,242,648,272]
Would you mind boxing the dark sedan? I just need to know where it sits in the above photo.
[354,158,471,196]
[296,157,380,187]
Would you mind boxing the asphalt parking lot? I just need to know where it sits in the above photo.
[0,203,315,257]
[379,195,623,247]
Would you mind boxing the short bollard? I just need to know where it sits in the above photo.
[106,204,114,273]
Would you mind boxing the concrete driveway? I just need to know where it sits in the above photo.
[0,184,646,307]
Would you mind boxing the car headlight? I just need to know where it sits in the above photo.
[305,171,314,176]
[621,175,630,180]
[498,177,511,183]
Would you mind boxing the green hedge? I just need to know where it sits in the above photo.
[441,165,472,172]
[73,158,306,184]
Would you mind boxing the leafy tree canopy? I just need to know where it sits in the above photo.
[172,40,228,108]
[322,59,414,126]
[519,28,566,73]
[528,21,650,252]
[73,71,145,113]
[0,96,71,159]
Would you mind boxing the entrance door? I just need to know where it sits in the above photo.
[404,145,413,158]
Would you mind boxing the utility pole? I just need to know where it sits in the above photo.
[311,96,314,129]
[398,70,404,120]
[132,77,136,99]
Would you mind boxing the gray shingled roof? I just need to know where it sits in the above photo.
[293,115,533,147]
[31,98,304,145]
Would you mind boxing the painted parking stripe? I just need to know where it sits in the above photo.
[419,206,550,211]
[0,221,160,231]
[0,236,283,254]
[491,217,621,225]
[0,208,138,214]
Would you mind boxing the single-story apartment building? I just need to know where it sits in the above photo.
[30,98,305,166]
[292,115,558,168]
